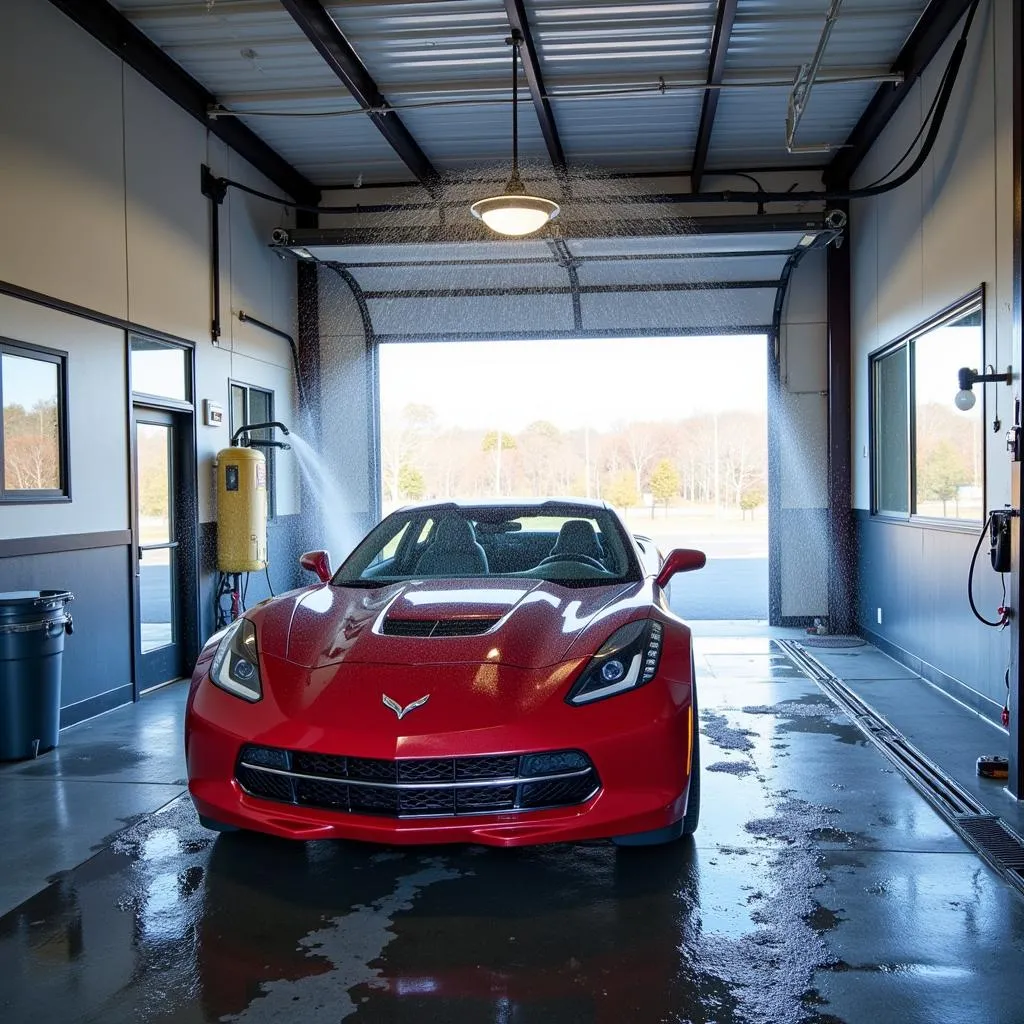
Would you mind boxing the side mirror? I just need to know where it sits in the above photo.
[655,548,706,588]
[299,550,332,583]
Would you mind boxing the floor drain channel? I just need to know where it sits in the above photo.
[955,816,1024,870]
[775,639,1024,898]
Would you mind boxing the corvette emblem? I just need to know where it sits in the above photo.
[382,693,430,720]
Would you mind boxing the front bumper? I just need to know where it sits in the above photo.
[185,658,693,847]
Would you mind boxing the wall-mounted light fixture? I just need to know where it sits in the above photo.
[469,32,560,237]
[955,365,1012,411]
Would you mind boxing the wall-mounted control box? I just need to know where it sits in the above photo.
[204,400,225,427]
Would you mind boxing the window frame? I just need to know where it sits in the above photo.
[0,338,71,504]
[869,287,986,529]
[129,334,192,407]
[228,380,277,519]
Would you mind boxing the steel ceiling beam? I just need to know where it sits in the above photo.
[504,0,567,176]
[46,0,319,204]
[312,248,796,269]
[824,0,977,187]
[282,212,828,248]
[691,0,739,194]
[279,0,438,188]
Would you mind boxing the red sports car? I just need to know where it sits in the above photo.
[185,499,705,847]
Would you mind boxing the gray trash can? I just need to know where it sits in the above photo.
[0,591,74,761]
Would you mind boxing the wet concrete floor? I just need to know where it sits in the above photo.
[3,636,1024,1023]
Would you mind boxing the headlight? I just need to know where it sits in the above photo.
[566,618,664,705]
[209,617,262,702]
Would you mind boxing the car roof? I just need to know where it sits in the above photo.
[394,497,613,514]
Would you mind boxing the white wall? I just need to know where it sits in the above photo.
[778,249,829,620]
[0,0,300,539]
[851,0,1013,511]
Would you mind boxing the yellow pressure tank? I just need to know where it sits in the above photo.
[215,446,268,572]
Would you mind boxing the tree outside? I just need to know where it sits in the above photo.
[604,471,640,512]
[918,439,970,517]
[649,458,681,515]
[3,399,59,490]
[740,485,766,519]
[397,462,425,500]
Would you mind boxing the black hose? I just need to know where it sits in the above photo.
[265,563,275,598]
[859,53,952,191]
[237,311,308,408]
[968,514,1006,627]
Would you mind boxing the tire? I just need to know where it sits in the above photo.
[681,677,700,836]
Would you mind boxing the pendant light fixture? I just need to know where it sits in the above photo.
[470,32,560,237]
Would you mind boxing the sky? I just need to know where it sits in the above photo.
[2,352,57,408]
[914,324,984,408]
[379,334,768,433]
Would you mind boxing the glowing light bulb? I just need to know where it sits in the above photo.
[470,194,560,237]
[954,389,976,411]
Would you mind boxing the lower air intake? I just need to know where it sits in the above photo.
[235,746,599,819]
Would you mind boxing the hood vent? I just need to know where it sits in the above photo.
[381,617,501,638]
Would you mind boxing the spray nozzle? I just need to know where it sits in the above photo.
[232,421,291,446]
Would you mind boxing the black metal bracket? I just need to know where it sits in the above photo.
[201,165,228,205]
[959,366,1014,389]
[201,165,228,343]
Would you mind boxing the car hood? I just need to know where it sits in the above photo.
[253,577,648,670]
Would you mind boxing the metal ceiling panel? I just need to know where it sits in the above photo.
[106,0,944,191]
[707,81,878,167]
[110,0,344,96]
[552,92,701,169]
[726,1,929,71]
[395,92,550,171]
[324,1,508,88]
[528,0,716,77]
[236,110,412,182]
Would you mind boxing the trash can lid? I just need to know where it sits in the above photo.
[0,590,74,606]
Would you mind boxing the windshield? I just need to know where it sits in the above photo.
[334,504,641,587]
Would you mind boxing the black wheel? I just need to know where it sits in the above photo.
[681,676,700,836]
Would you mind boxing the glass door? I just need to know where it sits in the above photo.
[134,409,185,688]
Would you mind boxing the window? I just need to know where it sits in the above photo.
[336,504,638,586]
[229,382,276,516]
[0,340,69,502]
[871,293,984,522]
[130,336,189,402]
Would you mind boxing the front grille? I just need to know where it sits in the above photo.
[235,745,600,819]
[237,764,294,803]
[381,617,501,637]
